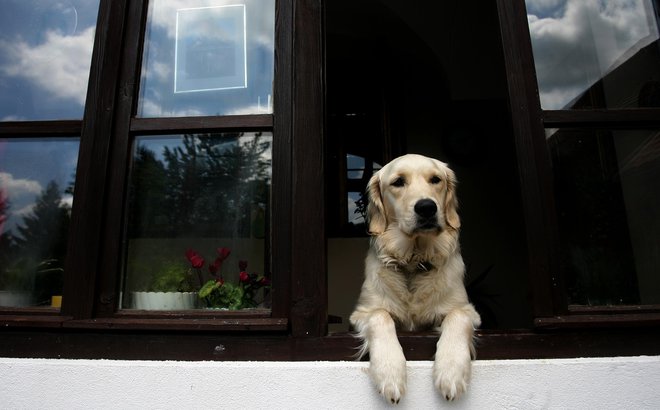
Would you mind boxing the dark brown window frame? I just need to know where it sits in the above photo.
[499,0,660,330]
[1,0,659,361]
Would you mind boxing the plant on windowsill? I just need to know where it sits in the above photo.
[130,258,200,310]
[0,257,64,307]
[195,247,271,310]
[0,258,35,307]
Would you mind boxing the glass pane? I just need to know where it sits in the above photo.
[547,128,660,305]
[0,0,100,121]
[346,154,365,179]
[526,0,660,109]
[137,0,275,117]
[0,138,79,307]
[347,191,365,226]
[122,132,272,310]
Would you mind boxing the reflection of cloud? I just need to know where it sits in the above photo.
[1,115,27,121]
[0,172,42,224]
[138,0,275,117]
[150,0,273,47]
[527,0,658,109]
[226,101,273,115]
[0,26,95,106]
[139,98,205,117]
[13,203,36,217]
[61,194,74,209]
[0,172,42,199]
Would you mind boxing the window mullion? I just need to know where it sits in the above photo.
[289,0,326,337]
[62,0,130,319]
[93,0,149,318]
[496,0,563,318]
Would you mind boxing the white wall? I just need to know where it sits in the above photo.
[2,356,659,409]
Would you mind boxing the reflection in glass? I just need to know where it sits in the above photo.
[0,0,100,121]
[138,0,275,117]
[547,128,660,305]
[0,138,79,307]
[122,132,272,310]
[345,154,381,232]
[526,0,660,109]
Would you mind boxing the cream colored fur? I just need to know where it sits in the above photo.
[350,154,480,404]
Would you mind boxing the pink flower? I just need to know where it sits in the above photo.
[185,249,205,269]
[239,271,250,283]
[217,247,231,261]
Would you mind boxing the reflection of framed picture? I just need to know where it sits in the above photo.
[174,5,247,93]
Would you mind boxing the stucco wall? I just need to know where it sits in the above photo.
[1,356,659,409]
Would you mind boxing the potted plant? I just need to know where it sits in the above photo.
[130,259,199,310]
[194,247,271,310]
[0,257,36,307]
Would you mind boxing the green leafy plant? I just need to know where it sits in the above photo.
[198,280,245,310]
[187,247,270,310]
[149,261,196,293]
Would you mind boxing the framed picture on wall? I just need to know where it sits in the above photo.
[174,4,247,93]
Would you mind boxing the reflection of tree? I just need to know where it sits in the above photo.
[0,191,18,276]
[129,133,271,238]
[14,181,70,260]
[0,181,71,303]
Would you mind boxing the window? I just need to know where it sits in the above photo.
[1,0,659,361]
[0,0,100,309]
[501,0,660,327]
[122,132,272,311]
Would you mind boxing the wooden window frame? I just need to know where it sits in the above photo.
[498,0,660,329]
[1,0,660,361]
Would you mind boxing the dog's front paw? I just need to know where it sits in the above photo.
[433,352,471,401]
[370,352,407,404]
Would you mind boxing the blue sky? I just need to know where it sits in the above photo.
[0,2,94,236]
[0,0,100,121]
[525,0,660,109]
[0,139,79,235]
[138,0,274,117]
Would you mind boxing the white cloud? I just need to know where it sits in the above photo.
[527,0,659,109]
[149,0,273,44]
[138,98,205,117]
[0,172,42,200]
[0,26,95,106]
[0,172,42,226]
[60,194,74,209]
[13,203,36,218]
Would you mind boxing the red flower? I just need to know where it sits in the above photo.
[239,271,250,283]
[260,276,271,287]
[239,260,248,271]
[208,260,219,275]
[185,249,205,269]
[217,247,231,261]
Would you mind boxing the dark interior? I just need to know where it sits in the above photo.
[325,0,532,329]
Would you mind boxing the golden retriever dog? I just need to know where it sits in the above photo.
[350,154,481,404]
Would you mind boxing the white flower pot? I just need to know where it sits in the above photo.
[130,291,198,310]
[0,291,33,307]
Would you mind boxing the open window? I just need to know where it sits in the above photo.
[2,0,660,361]
[500,0,660,327]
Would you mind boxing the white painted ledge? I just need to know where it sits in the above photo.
[1,356,659,409]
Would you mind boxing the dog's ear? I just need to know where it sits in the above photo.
[366,171,387,235]
[444,167,461,230]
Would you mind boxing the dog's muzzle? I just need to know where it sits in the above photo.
[414,198,440,231]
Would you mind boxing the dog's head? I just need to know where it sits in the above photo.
[367,154,460,237]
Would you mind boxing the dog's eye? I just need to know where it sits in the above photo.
[391,177,405,187]
[430,176,442,184]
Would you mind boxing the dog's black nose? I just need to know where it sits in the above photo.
[414,199,437,218]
